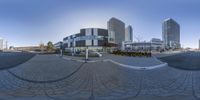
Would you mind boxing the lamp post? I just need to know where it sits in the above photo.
[103,36,108,52]
[85,46,89,62]
[60,42,63,57]
[150,41,152,53]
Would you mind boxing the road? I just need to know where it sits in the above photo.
[0,52,200,100]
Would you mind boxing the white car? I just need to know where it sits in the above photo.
[94,52,102,57]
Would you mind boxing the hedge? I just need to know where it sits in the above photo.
[112,50,151,57]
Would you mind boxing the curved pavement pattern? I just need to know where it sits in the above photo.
[0,53,200,100]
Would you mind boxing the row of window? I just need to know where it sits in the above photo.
[63,35,108,43]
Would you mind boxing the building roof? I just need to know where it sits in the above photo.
[80,28,107,30]
[109,17,125,24]
[164,18,177,22]
[163,18,180,26]
[164,18,173,21]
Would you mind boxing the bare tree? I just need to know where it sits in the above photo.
[39,42,45,53]
[134,35,143,42]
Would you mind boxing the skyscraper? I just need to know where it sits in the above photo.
[125,25,133,42]
[0,38,3,50]
[162,18,180,49]
[107,17,125,47]
[3,40,8,50]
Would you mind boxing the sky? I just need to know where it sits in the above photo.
[0,0,200,48]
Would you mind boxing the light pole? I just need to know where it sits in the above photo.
[150,41,152,53]
[60,42,63,57]
[85,46,89,62]
[103,36,108,52]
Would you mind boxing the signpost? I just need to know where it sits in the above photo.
[85,46,88,62]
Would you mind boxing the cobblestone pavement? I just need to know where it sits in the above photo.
[0,53,200,100]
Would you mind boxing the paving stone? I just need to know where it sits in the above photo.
[0,52,200,100]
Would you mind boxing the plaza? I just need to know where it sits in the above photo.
[0,51,200,100]
[0,0,200,99]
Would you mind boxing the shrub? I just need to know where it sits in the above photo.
[112,50,151,57]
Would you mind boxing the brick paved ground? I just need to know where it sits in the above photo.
[0,52,199,100]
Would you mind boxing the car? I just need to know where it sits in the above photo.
[93,51,102,57]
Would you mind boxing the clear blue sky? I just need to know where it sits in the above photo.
[0,0,199,48]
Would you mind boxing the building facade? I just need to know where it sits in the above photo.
[107,17,125,47]
[0,38,3,50]
[125,25,133,42]
[123,38,164,51]
[162,18,180,49]
[13,46,46,51]
[199,39,200,50]
[54,41,63,49]
[63,28,108,52]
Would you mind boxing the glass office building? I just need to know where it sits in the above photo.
[0,38,3,50]
[63,28,108,52]
[107,17,125,47]
[125,25,133,42]
[162,18,180,49]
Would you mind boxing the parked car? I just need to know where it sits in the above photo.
[93,51,102,57]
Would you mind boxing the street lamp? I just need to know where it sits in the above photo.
[85,46,89,63]
[150,41,152,53]
[60,42,63,57]
[103,36,108,52]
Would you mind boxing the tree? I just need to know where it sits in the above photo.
[39,42,45,52]
[47,41,54,52]
[135,35,143,42]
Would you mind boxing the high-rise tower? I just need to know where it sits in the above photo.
[162,18,180,49]
[125,25,133,42]
[107,17,125,47]
[0,38,3,50]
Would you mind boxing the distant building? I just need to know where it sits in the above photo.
[122,38,164,51]
[3,41,8,50]
[107,17,125,47]
[199,39,200,50]
[125,25,133,42]
[0,38,3,50]
[151,38,164,50]
[54,41,63,49]
[162,18,180,49]
[9,46,15,50]
[63,28,108,52]
[151,38,163,44]
[14,46,44,51]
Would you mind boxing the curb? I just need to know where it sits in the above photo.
[103,59,168,70]
[62,57,101,63]
[60,55,168,70]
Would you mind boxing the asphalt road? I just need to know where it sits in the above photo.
[0,53,200,100]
